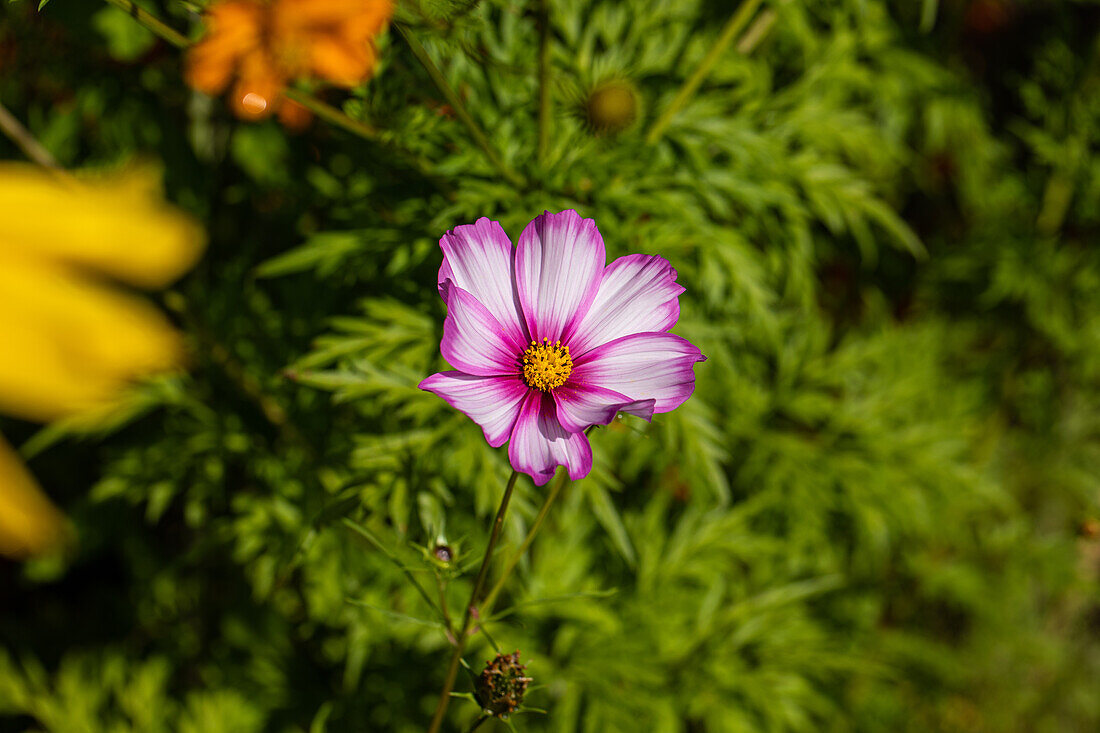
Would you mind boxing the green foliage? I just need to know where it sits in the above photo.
[92,5,156,61]
[0,651,263,733]
[2,0,1100,731]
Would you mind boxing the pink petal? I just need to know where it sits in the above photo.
[440,282,523,377]
[437,218,527,346]
[508,391,593,485]
[566,254,685,356]
[419,372,527,447]
[571,332,705,413]
[515,210,605,343]
[553,383,655,433]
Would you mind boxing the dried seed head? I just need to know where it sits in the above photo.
[475,650,532,717]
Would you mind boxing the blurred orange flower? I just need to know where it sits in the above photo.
[186,0,394,124]
[0,164,205,559]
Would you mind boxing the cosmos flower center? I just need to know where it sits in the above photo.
[521,339,573,391]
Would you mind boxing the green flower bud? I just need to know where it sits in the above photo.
[586,80,638,134]
[432,542,454,564]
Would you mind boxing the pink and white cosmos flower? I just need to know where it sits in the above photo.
[419,210,705,485]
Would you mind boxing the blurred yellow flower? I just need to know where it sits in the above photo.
[0,163,205,559]
[0,440,67,559]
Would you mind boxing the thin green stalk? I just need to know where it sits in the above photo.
[342,519,443,624]
[282,89,445,185]
[427,470,520,733]
[736,8,777,55]
[645,0,764,145]
[919,0,939,34]
[103,0,188,48]
[0,102,59,168]
[536,0,553,163]
[437,576,456,642]
[480,471,567,617]
[1036,167,1077,236]
[282,88,380,139]
[397,24,527,190]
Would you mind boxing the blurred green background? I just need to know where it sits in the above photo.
[3,0,1100,731]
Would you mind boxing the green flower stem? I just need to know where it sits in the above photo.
[437,576,456,641]
[480,471,567,618]
[427,470,520,733]
[103,0,189,48]
[396,24,528,190]
[465,713,490,732]
[644,0,764,145]
[536,0,553,164]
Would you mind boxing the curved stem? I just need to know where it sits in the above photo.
[480,471,567,617]
[427,470,520,733]
[280,88,445,185]
[0,102,59,168]
[103,0,188,48]
[645,0,763,145]
[397,24,527,190]
[282,88,379,139]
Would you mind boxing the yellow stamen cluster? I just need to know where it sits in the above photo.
[521,338,573,392]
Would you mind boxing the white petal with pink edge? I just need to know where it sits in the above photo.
[440,282,524,377]
[553,383,655,433]
[570,332,705,413]
[565,254,684,356]
[419,372,527,448]
[437,217,527,346]
[508,391,593,485]
[515,210,605,343]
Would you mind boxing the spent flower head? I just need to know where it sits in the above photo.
[475,650,532,717]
